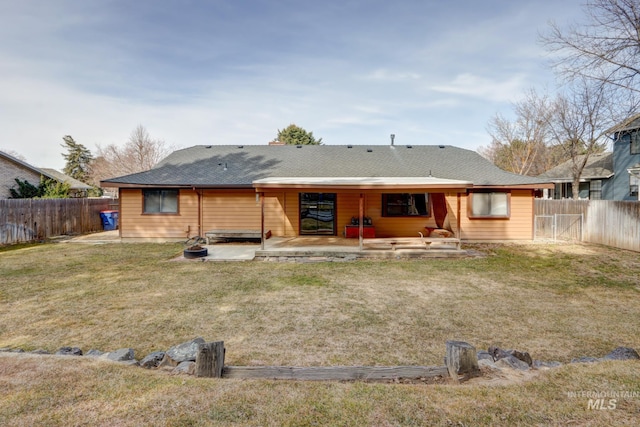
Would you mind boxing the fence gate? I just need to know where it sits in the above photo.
[534,214,583,241]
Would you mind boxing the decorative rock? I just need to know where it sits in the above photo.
[478,358,497,369]
[158,353,179,368]
[477,350,494,361]
[85,349,105,357]
[510,350,533,367]
[533,360,562,369]
[166,337,205,363]
[488,346,532,366]
[56,347,83,356]
[488,346,511,361]
[140,351,166,368]
[495,355,530,371]
[172,361,196,375]
[105,348,135,362]
[571,356,600,363]
[603,347,640,361]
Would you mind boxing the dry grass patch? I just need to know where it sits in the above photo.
[1,353,639,426]
[1,242,639,365]
[1,241,640,425]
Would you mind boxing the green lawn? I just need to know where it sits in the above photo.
[1,241,639,426]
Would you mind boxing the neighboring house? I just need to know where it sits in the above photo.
[610,113,640,201]
[101,144,552,242]
[537,113,640,200]
[0,151,93,198]
[537,152,614,200]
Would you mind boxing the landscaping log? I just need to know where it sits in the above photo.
[445,340,480,382]
[195,341,225,378]
[221,365,448,381]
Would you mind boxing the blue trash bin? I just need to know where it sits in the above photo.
[100,210,118,231]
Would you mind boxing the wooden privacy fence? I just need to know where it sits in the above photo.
[0,198,117,245]
[535,199,640,252]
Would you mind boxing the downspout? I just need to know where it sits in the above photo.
[260,192,265,250]
[197,188,203,238]
[118,188,122,238]
[456,192,461,239]
[359,193,364,250]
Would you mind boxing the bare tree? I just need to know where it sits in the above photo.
[481,89,559,176]
[541,0,640,106]
[547,79,611,199]
[91,125,176,187]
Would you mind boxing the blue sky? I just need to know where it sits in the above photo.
[0,0,583,171]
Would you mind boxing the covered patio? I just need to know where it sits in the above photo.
[253,176,472,252]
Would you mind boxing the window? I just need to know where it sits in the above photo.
[630,175,639,197]
[631,131,640,155]
[382,193,429,217]
[468,192,510,218]
[143,189,178,214]
[589,180,602,200]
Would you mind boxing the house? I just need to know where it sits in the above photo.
[610,113,640,200]
[101,144,552,243]
[537,113,640,200]
[0,150,93,198]
[537,152,613,199]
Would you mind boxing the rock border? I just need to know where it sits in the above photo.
[1,340,638,379]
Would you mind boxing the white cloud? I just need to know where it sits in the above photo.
[363,69,422,82]
[429,73,528,103]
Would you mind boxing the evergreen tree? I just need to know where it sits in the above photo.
[274,124,323,145]
[8,177,70,199]
[61,135,93,183]
[9,178,42,198]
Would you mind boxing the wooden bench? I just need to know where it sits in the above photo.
[205,229,271,244]
[362,233,461,251]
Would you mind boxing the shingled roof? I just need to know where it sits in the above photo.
[101,144,551,188]
[537,152,614,182]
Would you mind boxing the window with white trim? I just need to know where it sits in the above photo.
[630,175,639,197]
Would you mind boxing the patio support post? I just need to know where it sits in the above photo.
[260,192,265,250]
[359,193,364,250]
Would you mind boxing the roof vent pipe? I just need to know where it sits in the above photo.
[390,134,395,146]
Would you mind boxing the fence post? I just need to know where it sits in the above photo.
[445,340,480,382]
[195,341,225,378]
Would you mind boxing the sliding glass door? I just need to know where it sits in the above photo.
[300,193,336,235]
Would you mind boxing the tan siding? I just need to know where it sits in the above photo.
[202,190,261,231]
[444,193,460,236]
[263,191,286,236]
[118,188,535,241]
[283,192,297,236]
[120,189,199,239]
[364,192,438,238]
[337,193,359,236]
[459,190,534,240]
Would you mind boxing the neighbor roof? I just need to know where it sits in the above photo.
[101,144,552,188]
[39,168,93,190]
[0,151,92,191]
[537,152,614,183]
[608,112,640,135]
